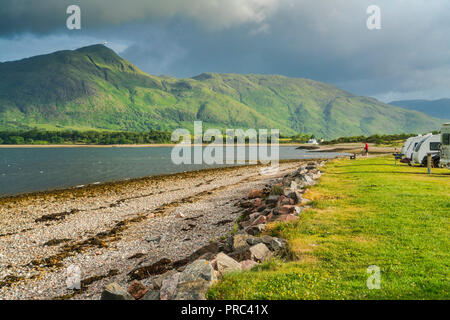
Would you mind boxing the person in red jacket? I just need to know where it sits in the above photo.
[364,142,369,157]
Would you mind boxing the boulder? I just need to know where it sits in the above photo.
[246,235,286,252]
[127,280,149,300]
[172,280,210,300]
[275,205,296,215]
[101,282,134,300]
[253,198,263,207]
[239,220,252,229]
[248,189,263,199]
[249,243,273,262]
[265,195,279,204]
[142,289,160,300]
[256,204,267,212]
[246,237,263,246]
[279,197,295,206]
[239,200,254,208]
[179,260,217,285]
[240,260,258,271]
[260,235,286,252]
[160,272,180,300]
[290,180,298,191]
[214,253,242,276]
[250,215,267,226]
[306,163,317,170]
[228,248,253,262]
[303,175,314,185]
[249,211,264,221]
[233,234,253,251]
[245,224,266,236]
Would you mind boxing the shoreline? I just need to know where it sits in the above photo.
[0,143,307,148]
[0,158,322,204]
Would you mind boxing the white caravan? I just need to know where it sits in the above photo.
[401,134,430,164]
[401,137,415,156]
[439,123,450,168]
[411,134,441,166]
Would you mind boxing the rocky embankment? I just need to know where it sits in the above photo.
[100,161,325,300]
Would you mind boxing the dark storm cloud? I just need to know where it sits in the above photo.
[0,0,279,35]
[0,0,449,100]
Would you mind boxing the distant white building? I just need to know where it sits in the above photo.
[307,138,319,145]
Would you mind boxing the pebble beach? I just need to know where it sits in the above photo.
[0,160,307,300]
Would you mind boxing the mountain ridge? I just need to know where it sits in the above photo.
[389,99,450,120]
[0,44,444,138]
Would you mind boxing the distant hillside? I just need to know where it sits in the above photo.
[0,44,444,138]
[390,99,450,120]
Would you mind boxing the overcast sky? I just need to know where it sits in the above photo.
[0,0,449,102]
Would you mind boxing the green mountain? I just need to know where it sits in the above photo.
[0,44,444,138]
[390,99,450,120]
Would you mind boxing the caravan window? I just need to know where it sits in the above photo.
[443,133,450,145]
[415,140,425,152]
[430,142,440,151]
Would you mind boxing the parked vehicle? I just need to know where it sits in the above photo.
[400,134,430,164]
[439,123,450,168]
[411,134,441,166]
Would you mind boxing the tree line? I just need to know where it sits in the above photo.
[0,130,173,145]
[0,130,425,145]
[322,133,419,145]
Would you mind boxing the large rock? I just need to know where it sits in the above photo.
[266,195,279,204]
[240,260,258,271]
[249,243,273,262]
[233,233,253,251]
[246,235,286,252]
[213,253,241,276]
[228,248,253,262]
[250,215,267,226]
[160,272,180,300]
[248,189,263,199]
[275,205,296,215]
[127,280,149,300]
[179,260,217,285]
[303,175,314,185]
[249,211,264,221]
[294,206,303,215]
[279,197,295,206]
[245,224,266,236]
[101,282,134,300]
[253,198,263,207]
[260,235,286,252]
[172,280,210,300]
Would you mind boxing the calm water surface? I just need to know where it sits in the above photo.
[0,146,345,197]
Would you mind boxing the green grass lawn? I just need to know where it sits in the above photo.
[208,156,450,300]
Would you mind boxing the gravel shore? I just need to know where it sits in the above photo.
[0,161,306,300]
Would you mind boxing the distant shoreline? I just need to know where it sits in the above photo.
[0,143,308,148]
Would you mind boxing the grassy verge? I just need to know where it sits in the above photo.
[207,156,450,299]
